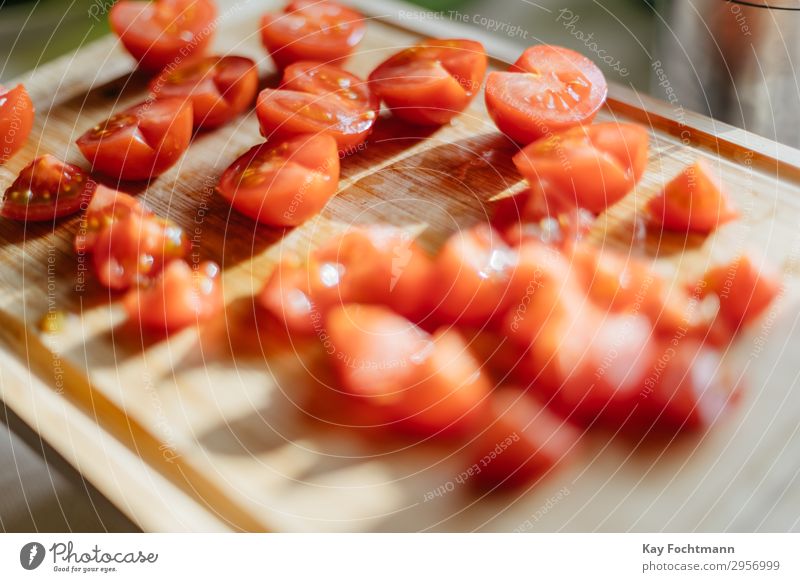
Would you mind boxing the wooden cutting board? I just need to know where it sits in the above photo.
[2,0,800,532]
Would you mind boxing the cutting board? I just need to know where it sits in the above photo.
[2,0,800,532]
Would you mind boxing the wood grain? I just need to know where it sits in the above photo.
[2,0,800,532]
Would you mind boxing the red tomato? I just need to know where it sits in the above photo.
[326,304,491,436]
[429,224,517,326]
[75,186,147,254]
[217,134,339,226]
[261,0,366,69]
[110,0,218,72]
[469,388,581,490]
[648,160,738,234]
[125,260,223,331]
[513,122,649,215]
[485,45,608,144]
[93,211,189,290]
[281,61,378,112]
[150,55,258,129]
[0,84,34,165]
[369,39,487,126]
[1,155,95,222]
[76,98,193,181]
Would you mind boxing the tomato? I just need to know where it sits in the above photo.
[469,388,581,490]
[485,45,608,144]
[513,122,649,215]
[648,160,738,234]
[261,0,366,70]
[258,226,433,334]
[369,39,487,126]
[76,98,193,181]
[150,55,258,129]
[429,224,517,326]
[256,63,378,150]
[0,84,34,165]
[1,155,95,222]
[110,0,218,72]
[217,134,339,226]
[75,186,146,254]
[93,211,189,290]
[125,260,223,331]
[326,304,491,437]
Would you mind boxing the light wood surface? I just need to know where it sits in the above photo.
[2,1,800,532]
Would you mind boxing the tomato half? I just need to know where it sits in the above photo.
[485,45,608,144]
[512,122,649,215]
[75,186,147,254]
[76,98,193,181]
[110,0,218,72]
[1,155,95,222]
[150,55,258,129]
[0,84,34,165]
[369,39,487,126]
[125,260,223,331]
[648,160,738,234]
[261,0,366,70]
[217,134,339,226]
[469,388,581,490]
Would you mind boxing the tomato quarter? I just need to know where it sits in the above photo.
[0,84,34,165]
[75,186,147,254]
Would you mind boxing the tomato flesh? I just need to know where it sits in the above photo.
[76,98,193,181]
[0,84,35,165]
[75,186,147,254]
[486,45,608,144]
[1,155,95,222]
[110,0,218,72]
[217,134,340,226]
[150,55,258,129]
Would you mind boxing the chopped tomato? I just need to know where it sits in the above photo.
[1,155,95,222]
[369,38,487,126]
[261,0,366,70]
[216,134,339,226]
[125,260,223,331]
[93,211,188,290]
[512,122,649,216]
[485,45,608,144]
[0,84,34,165]
[150,55,258,129]
[75,186,146,254]
[648,160,738,234]
[110,0,218,72]
[281,61,378,112]
[469,388,581,490]
[76,98,193,181]
[326,304,491,437]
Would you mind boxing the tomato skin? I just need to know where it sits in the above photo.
[150,55,258,129]
[74,186,146,254]
[485,45,608,144]
[512,122,649,215]
[76,98,193,181]
[125,260,223,331]
[0,84,34,165]
[648,160,738,234]
[110,0,218,72]
[216,134,340,226]
[260,1,366,69]
[1,155,95,222]
[469,388,581,490]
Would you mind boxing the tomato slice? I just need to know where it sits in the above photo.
[110,0,218,72]
[217,134,339,226]
[150,55,258,129]
[93,211,189,290]
[1,155,95,222]
[76,98,193,181]
[0,84,35,165]
[281,61,377,111]
[369,39,487,126]
[125,260,223,331]
[75,186,147,254]
[648,160,738,234]
[512,122,649,215]
[486,45,608,144]
[261,0,366,69]
[469,388,581,490]
[326,304,491,437]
